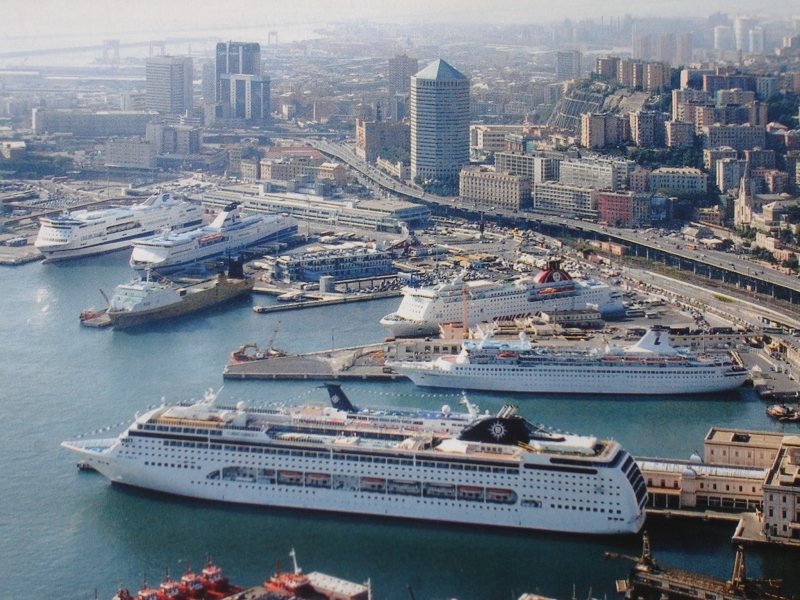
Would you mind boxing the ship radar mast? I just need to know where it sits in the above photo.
[289,548,302,575]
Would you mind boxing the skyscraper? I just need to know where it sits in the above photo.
[734,16,758,51]
[388,54,418,98]
[215,42,261,102]
[410,59,469,183]
[388,54,418,121]
[676,33,694,65]
[633,34,651,60]
[556,51,582,81]
[145,56,193,115]
[219,74,270,122]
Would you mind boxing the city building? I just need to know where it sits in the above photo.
[595,57,618,81]
[701,124,766,152]
[495,151,561,183]
[629,165,650,192]
[459,167,531,210]
[734,16,758,51]
[215,41,261,102]
[31,109,154,136]
[665,120,694,148]
[470,125,525,155]
[630,111,662,147]
[388,54,418,120]
[644,62,670,92]
[580,113,627,149]
[556,50,582,81]
[559,156,635,192]
[532,181,595,218]
[388,54,418,98]
[649,167,708,194]
[217,74,270,123]
[714,26,735,51]
[104,137,156,169]
[355,118,410,163]
[595,191,653,227]
[269,247,394,283]
[654,34,676,64]
[704,146,738,180]
[716,157,748,193]
[145,55,193,115]
[410,59,470,183]
[633,34,651,60]
[145,122,200,155]
[749,27,765,54]
[676,33,694,65]
[762,436,800,540]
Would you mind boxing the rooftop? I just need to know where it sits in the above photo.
[414,59,467,81]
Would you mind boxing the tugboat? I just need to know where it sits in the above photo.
[264,549,312,597]
[766,403,800,422]
[199,560,242,599]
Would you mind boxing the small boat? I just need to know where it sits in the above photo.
[264,550,311,597]
[766,403,800,422]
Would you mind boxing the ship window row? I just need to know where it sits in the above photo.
[144,461,199,469]
[549,503,622,515]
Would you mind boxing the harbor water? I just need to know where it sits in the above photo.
[2,253,800,600]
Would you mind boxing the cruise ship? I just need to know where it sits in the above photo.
[390,328,749,395]
[34,192,203,261]
[380,260,624,338]
[62,387,647,535]
[130,204,298,273]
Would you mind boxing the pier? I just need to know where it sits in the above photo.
[252,289,400,314]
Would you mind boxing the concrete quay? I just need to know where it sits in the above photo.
[223,343,407,381]
[252,289,401,314]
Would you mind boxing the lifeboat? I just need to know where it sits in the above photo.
[198,233,224,245]
[498,351,517,358]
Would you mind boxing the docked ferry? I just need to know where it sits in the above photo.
[34,192,203,261]
[390,328,749,395]
[130,204,298,273]
[62,387,647,535]
[380,260,624,338]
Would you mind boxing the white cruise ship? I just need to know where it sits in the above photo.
[130,204,298,273]
[390,328,749,395]
[380,261,624,338]
[62,387,647,535]
[34,192,203,261]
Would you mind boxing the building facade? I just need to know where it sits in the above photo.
[410,59,470,182]
[459,167,531,210]
[145,55,193,115]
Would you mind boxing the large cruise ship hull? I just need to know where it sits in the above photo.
[131,221,297,274]
[397,364,749,395]
[381,285,624,338]
[64,439,645,535]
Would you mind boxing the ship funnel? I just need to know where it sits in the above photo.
[321,383,358,413]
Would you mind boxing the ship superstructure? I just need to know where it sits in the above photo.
[129,204,298,273]
[380,260,624,338]
[390,328,748,395]
[62,387,647,535]
[34,192,203,261]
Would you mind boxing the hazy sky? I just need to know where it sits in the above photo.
[3,0,798,52]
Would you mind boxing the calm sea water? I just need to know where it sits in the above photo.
[1,253,799,600]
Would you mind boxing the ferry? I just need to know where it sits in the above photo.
[130,203,298,273]
[105,269,254,330]
[62,387,647,535]
[380,260,624,338]
[34,192,203,261]
[389,328,749,395]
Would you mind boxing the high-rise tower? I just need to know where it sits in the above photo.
[215,42,261,102]
[145,56,193,115]
[410,59,469,184]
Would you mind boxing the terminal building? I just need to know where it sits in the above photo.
[267,247,395,283]
[200,187,430,232]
